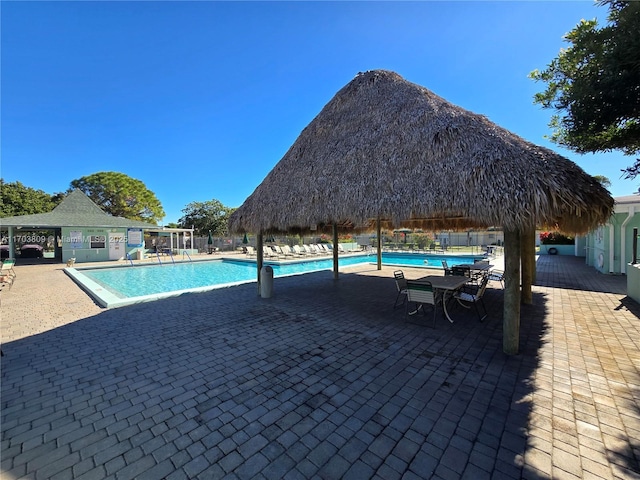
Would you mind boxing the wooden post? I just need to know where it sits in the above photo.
[521,226,535,305]
[256,232,263,296]
[333,223,339,280]
[376,218,382,270]
[503,228,521,355]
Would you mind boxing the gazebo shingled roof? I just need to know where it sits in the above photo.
[229,70,613,236]
[0,190,156,229]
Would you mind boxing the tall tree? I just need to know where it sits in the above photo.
[70,172,165,224]
[0,180,60,217]
[530,0,640,177]
[178,199,234,236]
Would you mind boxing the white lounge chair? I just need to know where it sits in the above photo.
[0,259,16,292]
[278,245,295,257]
[312,244,327,255]
[292,245,307,256]
[263,246,278,259]
[302,245,317,255]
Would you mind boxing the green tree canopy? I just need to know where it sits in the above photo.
[178,199,234,236]
[593,175,612,189]
[0,180,61,217]
[530,0,640,177]
[70,172,165,224]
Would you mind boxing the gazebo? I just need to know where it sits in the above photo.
[0,190,194,264]
[228,70,614,355]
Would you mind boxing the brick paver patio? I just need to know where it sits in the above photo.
[1,255,639,479]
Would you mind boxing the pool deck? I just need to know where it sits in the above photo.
[1,254,639,479]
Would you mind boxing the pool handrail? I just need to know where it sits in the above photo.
[182,250,192,262]
[125,253,134,266]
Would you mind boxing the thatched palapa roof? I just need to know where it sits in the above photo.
[229,70,613,235]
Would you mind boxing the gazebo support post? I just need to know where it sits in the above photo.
[7,226,16,259]
[503,228,521,355]
[521,226,536,305]
[332,223,339,280]
[376,218,382,270]
[257,231,264,296]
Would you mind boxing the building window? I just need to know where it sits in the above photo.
[91,235,106,249]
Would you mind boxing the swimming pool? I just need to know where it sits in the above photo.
[66,252,483,308]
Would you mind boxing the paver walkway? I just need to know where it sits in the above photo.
[1,255,639,479]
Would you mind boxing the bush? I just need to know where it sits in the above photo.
[540,231,575,245]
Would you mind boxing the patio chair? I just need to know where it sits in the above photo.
[487,269,504,289]
[441,260,452,275]
[405,280,440,328]
[454,274,489,322]
[451,265,470,277]
[393,270,408,309]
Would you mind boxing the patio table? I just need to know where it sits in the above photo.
[416,275,470,323]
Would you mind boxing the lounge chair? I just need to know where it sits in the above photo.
[454,275,489,321]
[244,246,257,256]
[405,280,440,328]
[263,246,278,259]
[315,244,330,255]
[1,259,16,278]
[393,270,408,309]
[0,259,16,292]
[279,245,295,257]
[292,245,307,256]
[302,245,317,255]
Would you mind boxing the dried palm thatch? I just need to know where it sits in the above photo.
[229,70,613,235]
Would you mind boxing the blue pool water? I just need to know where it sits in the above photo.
[69,252,482,307]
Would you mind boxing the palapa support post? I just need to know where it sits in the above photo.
[503,228,521,355]
[376,218,382,270]
[521,226,536,305]
[332,223,339,280]
[256,232,263,296]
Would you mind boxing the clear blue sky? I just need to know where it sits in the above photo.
[2,1,635,225]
